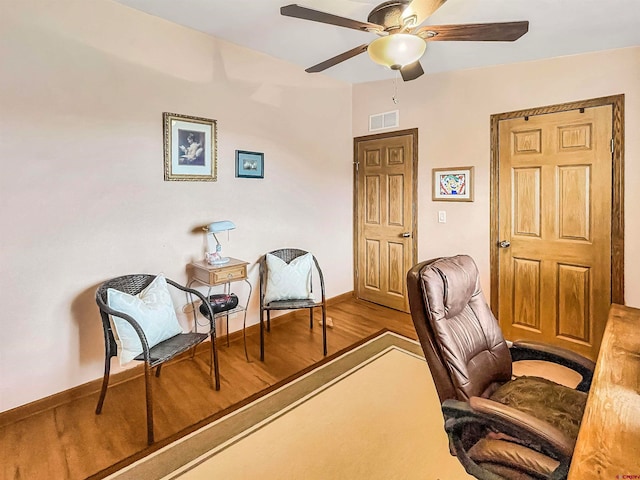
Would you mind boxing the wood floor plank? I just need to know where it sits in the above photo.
[0,298,416,480]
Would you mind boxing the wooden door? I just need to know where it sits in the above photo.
[354,129,417,312]
[497,105,614,360]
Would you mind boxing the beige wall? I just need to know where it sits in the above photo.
[353,46,640,309]
[1,1,638,414]
[0,1,353,412]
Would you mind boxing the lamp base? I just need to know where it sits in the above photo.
[205,252,231,266]
[209,257,230,266]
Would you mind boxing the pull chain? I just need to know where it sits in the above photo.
[392,72,399,104]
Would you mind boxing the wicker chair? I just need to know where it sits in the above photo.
[259,248,327,361]
[95,274,220,445]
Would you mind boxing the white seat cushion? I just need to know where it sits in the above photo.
[107,275,183,365]
[264,252,314,304]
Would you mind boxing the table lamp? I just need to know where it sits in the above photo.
[204,220,236,265]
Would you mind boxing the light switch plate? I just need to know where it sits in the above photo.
[438,211,446,223]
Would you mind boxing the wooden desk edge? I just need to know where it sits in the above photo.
[568,303,640,479]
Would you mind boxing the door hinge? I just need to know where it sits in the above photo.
[354,161,359,172]
[611,138,614,153]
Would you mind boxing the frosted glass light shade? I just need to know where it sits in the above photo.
[368,34,426,69]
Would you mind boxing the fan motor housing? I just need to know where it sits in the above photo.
[367,0,411,31]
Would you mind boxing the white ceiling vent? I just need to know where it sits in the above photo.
[369,110,399,132]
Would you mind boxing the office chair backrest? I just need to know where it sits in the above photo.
[408,255,512,402]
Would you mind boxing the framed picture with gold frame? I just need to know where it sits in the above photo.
[432,166,474,202]
[163,112,217,181]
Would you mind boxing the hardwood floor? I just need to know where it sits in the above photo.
[1,297,416,480]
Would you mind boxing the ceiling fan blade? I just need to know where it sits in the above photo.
[415,21,529,41]
[281,4,383,33]
[305,44,369,73]
[401,0,447,28]
[400,61,424,81]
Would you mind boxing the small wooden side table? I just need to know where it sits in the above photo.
[188,258,252,360]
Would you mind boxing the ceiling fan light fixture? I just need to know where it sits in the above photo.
[368,34,426,70]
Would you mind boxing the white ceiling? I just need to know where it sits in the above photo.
[115,0,640,84]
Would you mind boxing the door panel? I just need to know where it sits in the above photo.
[513,167,541,236]
[365,175,381,223]
[498,106,612,359]
[388,175,404,225]
[355,130,417,312]
[365,239,381,290]
[512,257,541,330]
[556,263,590,342]
[558,165,590,240]
[388,241,405,295]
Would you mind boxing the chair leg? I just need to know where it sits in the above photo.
[322,304,327,356]
[309,308,314,329]
[260,308,265,361]
[266,310,271,332]
[209,338,214,389]
[155,364,162,378]
[210,333,220,390]
[95,355,111,414]
[144,363,155,445]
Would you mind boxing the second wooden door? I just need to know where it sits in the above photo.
[497,105,614,360]
[354,129,417,312]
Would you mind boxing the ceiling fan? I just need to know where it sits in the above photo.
[281,0,529,81]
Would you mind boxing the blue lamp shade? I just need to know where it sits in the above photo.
[207,220,236,233]
[205,220,236,265]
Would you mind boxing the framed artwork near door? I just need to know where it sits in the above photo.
[432,166,474,201]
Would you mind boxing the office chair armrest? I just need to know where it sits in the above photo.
[469,397,574,458]
[510,341,594,392]
[442,398,573,480]
[442,398,476,418]
[443,398,574,458]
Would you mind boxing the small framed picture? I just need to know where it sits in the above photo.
[236,150,264,178]
[432,167,474,202]
[163,112,217,181]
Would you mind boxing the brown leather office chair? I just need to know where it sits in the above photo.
[407,255,595,480]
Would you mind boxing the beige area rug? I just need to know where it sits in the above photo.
[107,332,473,480]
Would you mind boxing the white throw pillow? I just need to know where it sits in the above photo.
[264,252,315,304]
[107,274,183,365]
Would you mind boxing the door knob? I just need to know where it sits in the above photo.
[498,240,511,248]
[401,232,412,238]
